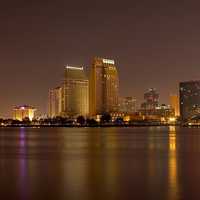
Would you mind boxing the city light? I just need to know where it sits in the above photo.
[102,58,115,65]
[65,66,84,70]
[168,117,176,122]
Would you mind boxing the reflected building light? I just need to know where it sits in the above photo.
[168,126,179,199]
[169,126,176,151]
[19,127,26,148]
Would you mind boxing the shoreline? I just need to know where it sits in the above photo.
[0,124,182,128]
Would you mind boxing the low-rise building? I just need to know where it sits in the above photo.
[13,105,36,121]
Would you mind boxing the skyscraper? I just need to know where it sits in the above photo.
[48,86,63,118]
[180,81,200,121]
[63,66,89,117]
[89,57,119,116]
[170,95,180,117]
[141,88,159,111]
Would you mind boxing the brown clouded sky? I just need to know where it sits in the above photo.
[0,0,200,117]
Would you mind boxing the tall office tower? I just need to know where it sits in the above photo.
[141,88,159,111]
[170,94,180,117]
[13,105,36,121]
[120,97,137,114]
[180,81,200,121]
[48,86,63,118]
[89,57,119,116]
[63,66,89,117]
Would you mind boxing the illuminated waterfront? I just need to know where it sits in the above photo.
[1,127,200,200]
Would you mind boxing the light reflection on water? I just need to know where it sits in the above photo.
[168,126,179,200]
[1,127,200,199]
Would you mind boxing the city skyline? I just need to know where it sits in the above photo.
[1,0,200,117]
[12,57,180,122]
[1,57,197,118]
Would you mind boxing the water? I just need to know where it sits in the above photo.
[0,126,200,200]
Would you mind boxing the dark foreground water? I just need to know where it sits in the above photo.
[1,127,200,200]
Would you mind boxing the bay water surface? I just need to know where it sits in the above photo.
[0,127,200,200]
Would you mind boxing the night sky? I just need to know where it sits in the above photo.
[1,0,200,117]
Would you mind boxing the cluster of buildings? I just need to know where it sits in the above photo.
[139,80,200,125]
[48,57,120,119]
[48,56,181,123]
[138,88,179,122]
[11,57,200,125]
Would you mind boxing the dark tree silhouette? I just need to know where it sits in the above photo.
[100,113,111,123]
[77,116,86,125]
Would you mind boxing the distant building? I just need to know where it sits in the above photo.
[155,104,174,118]
[180,81,200,121]
[170,95,180,117]
[120,97,136,114]
[63,66,89,117]
[48,86,63,118]
[13,105,36,121]
[89,57,119,116]
[141,88,159,114]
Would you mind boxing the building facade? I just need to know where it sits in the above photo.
[13,105,36,121]
[120,97,136,114]
[63,66,89,117]
[48,86,63,118]
[180,81,200,121]
[170,95,180,117]
[155,104,174,119]
[141,88,159,114]
[89,57,119,116]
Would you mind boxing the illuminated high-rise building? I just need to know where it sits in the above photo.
[170,95,180,117]
[48,86,63,118]
[89,57,119,116]
[13,105,36,121]
[141,88,159,111]
[63,66,89,117]
[180,81,200,121]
